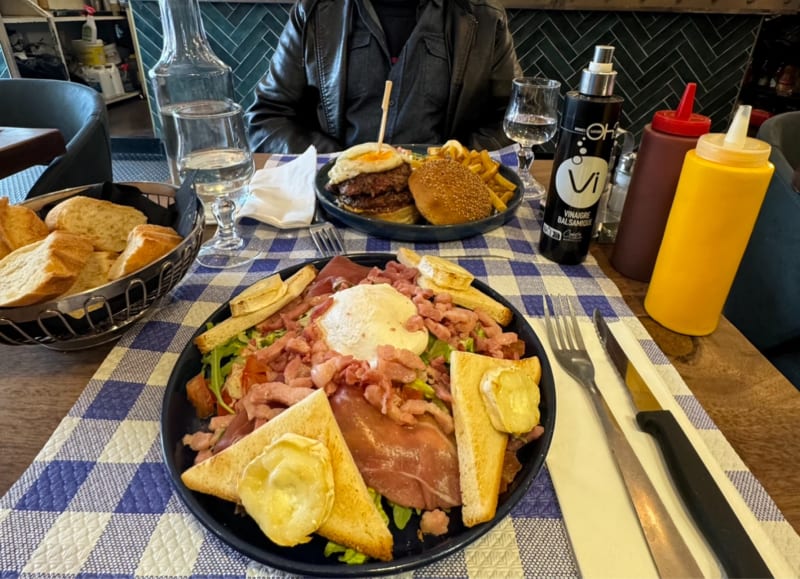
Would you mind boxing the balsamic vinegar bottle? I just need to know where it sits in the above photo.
[539,45,624,264]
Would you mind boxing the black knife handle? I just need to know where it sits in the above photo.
[636,410,773,579]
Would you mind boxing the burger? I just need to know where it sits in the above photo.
[325,142,419,224]
[408,159,493,225]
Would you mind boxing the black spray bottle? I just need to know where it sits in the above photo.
[539,45,624,264]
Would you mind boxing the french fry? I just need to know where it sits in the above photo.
[479,150,495,172]
[480,164,499,182]
[493,171,517,191]
[488,188,508,212]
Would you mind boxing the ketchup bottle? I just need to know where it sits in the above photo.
[610,83,711,281]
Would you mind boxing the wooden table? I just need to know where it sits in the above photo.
[0,126,66,179]
[1,159,798,539]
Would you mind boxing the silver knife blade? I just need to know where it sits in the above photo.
[594,311,660,413]
[592,309,772,579]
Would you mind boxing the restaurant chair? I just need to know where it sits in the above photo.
[724,111,800,390]
[0,78,112,201]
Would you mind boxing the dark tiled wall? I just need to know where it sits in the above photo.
[508,10,760,139]
[131,1,759,144]
[1,2,758,145]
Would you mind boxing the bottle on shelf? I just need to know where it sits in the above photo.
[81,6,97,43]
[644,105,774,336]
[539,45,624,265]
[610,83,711,281]
[148,0,235,185]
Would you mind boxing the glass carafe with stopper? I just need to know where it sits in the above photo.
[148,0,235,185]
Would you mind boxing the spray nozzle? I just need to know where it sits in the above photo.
[83,5,95,15]
[723,105,751,149]
[579,45,617,97]
[588,46,615,73]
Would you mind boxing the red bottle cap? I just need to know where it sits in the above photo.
[651,83,712,137]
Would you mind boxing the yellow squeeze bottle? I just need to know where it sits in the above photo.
[644,105,774,336]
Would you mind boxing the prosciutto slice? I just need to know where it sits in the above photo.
[307,255,372,297]
[330,385,461,511]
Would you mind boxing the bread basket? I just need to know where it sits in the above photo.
[0,181,204,350]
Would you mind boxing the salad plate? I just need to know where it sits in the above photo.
[161,253,555,577]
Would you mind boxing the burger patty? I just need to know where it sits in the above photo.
[339,189,415,213]
[328,164,412,198]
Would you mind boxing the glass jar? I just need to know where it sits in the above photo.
[148,0,235,184]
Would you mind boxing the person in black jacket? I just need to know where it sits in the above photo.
[245,0,522,154]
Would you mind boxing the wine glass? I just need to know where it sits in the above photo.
[503,77,561,200]
[173,99,256,269]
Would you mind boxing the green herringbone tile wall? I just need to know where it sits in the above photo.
[130,2,760,145]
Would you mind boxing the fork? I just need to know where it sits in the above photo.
[309,205,345,257]
[543,295,703,579]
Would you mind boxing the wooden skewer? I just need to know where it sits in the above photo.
[377,80,392,151]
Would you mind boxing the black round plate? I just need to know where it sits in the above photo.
[314,148,524,242]
[161,253,555,577]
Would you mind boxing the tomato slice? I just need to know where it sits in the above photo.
[186,372,215,418]
[242,356,271,394]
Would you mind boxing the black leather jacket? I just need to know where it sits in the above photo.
[245,0,522,153]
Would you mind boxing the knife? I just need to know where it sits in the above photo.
[592,309,773,579]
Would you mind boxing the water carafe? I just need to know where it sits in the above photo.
[148,0,235,184]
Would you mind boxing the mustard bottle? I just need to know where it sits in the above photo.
[644,105,774,336]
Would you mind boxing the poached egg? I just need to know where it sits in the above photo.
[318,283,428,365]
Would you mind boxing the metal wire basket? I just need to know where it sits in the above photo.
[0,182,204,351]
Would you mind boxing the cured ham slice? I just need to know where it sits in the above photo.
[330,385,461,511]
[307,255,372,297]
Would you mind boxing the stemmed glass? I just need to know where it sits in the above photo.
[503,77,561,200]
[173,99,256,269]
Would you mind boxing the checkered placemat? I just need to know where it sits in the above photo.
[1,149,797,578]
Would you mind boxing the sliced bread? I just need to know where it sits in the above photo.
[45,195,147,252]
[194,265,317,354]
[0,230,94,307]
[449,351,541,527]
[181,389,394,561]
[0,197,50,260]
[107,224,182,281]
[62,250,118,297]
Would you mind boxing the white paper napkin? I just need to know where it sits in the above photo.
[238,145,318,228]
[534,317,792,579]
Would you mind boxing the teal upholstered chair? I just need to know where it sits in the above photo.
[724,111,800,389]
[0,78,112,201]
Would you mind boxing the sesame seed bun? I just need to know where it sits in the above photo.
[408,159,493,225]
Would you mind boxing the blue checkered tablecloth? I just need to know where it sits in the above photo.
[1,149,797,577]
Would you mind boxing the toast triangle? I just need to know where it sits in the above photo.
[450,351,541,527]
[181,388,393,561]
